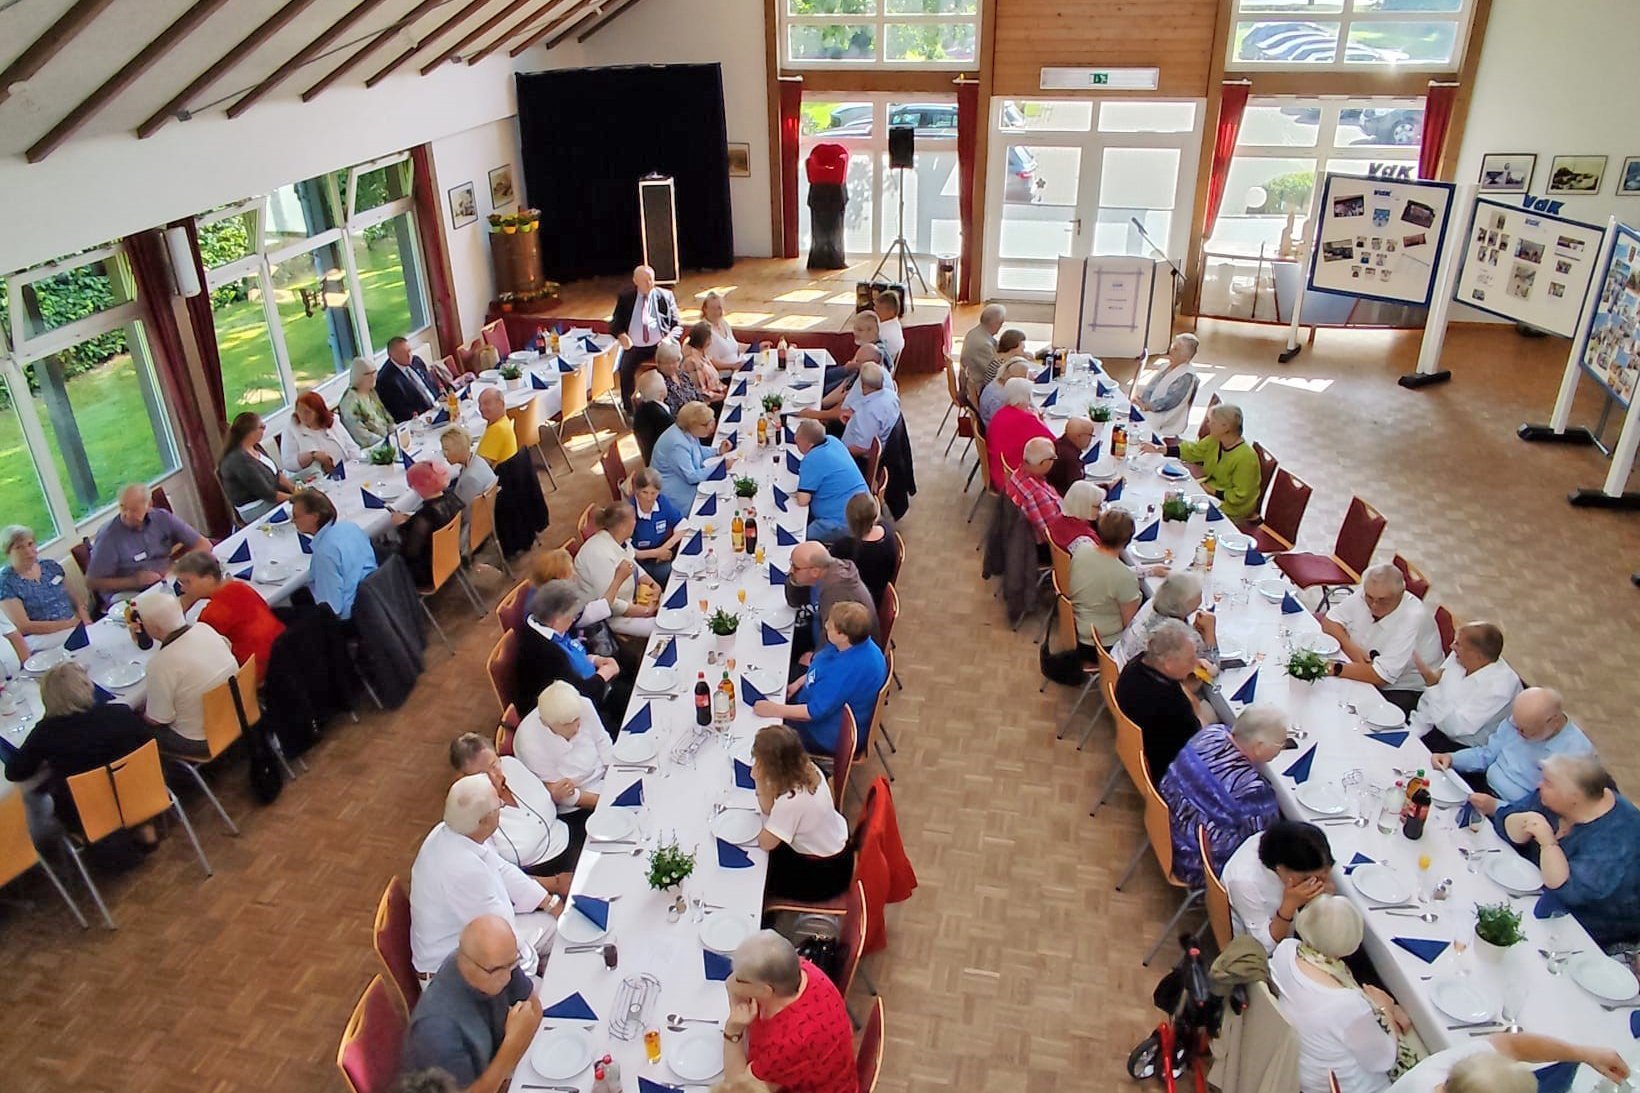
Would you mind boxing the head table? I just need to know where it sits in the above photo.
[1040,359,1638,1084]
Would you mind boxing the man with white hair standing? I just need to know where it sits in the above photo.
[133,586,237,760]
[840,361,901,457]
[611,264,680,409]
[721,929,857,1092]
[409,774,568,977]
[960,302,1007,404]
[1319,563,1444,714]
[1005,436,1063,548]
[1159,704,1287,886]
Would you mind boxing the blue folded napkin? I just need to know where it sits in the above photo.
[1128,404,1145,422]
[1534,891,1570,919]
[740,674,770,706]
[761,621,788,646]
[530,372,550,390]
[724,403,743,424]
[1244,546,1268,566]
[267,506,291,524]
[571,895,610,930]
[328,460,347,482]
[1206,504,1225,523]
[704,949,733,981]
[1365,730,1409,748]
[92,682,117,705]
[430,406,450,425]
[1392,937,1449,964]
[775,524,799,547]
[1284,744,1317,783]
[724,431,739,449]
[707,460,728,482]
[581,335,599,354]
[1104,479,1124,502]
[739,354,757,372]
[64,621,90,652]
[664,583,688,609]
[1135,521,1159,542]
[1033,364,1052,384]
[681,531,704,556]
[1042,387,1058,408]
[1535,1062,1579,1093]
[228,539,252,564]
[1082,441,1102,465]
[298,533,314,555]
[1230,671,1257,704]
[1630,1010,1640,1038]
[362,489,387,510]
[638,1078,684,1093]
[1455,801,1476,829]
[695,494,718,518]
[1280,592,1304,615]
[172,579,184,597]
[785,451,801,475]
[1161,463,1190,479]
[783,422,796,444]
[772,484,790,512]
[731,381,748,398]
[768,563,787,586]
[543,992,598,1020]
[654,640,678,668]
[717,838,753,868]
[1343,852,1375,876]
[612,780,644,807]
[734,758,756,789]
[233,566,253,581]
[623,704,653,735]
[399,447,414,470]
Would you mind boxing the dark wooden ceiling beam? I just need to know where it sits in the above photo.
[26,0,234,163]
[300,0,447,102]
[508,0,599,56]
[544,1,611,49]
[574,0,647,43]
[463,0,564,66]
[138,0,325,139]
[364,0,490,88]
[226,0,396,118]
[0,0,117,107]
[418,0,534,73]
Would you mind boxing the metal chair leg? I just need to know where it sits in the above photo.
[967,491,986,524]
[1115,840,1149,890]
[1055,676,1098,738]
[269,735,297,781]
[456,570,487,618]
[171,759,239,836]
[1091,762,1126,818]
[965,460,980,494]
[944,428,960,457]
[548,423,576,472]
[420,599,454,655]
[873,739,895,781]
[892,669,903,693]
[877,721,897,754]
[1143,891,1205,966]
[580,409,604,454]
[858,965,879,995]
[35,854,88,928]
[168,795,213,878]
[1074,698,1110,751]
[63,841,114,929]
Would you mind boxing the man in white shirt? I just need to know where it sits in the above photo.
[134,586,237,760]
[1317,563,1444,713]
[611,264,680,410]
[449,732,575,874]
[873,289,905,368]
[409,774,568,976]
[1407,620,1522,753]
[512,681,615,816]
[1222,821,1336,955]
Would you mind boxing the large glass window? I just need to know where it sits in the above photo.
[352,214,428,351]
[0,373,57,542]
[782,0,979,67]
[270,243,359,389]
[1228,0,1470,70]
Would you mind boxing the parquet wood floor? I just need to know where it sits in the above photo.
[0,298,1635,1092]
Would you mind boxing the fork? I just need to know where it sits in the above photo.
[614,762,658,772]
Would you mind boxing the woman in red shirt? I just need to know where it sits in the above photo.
[174,551,284,681]
[985,377,1054,491]
[722,930,857,1093]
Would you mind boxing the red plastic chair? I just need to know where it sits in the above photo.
[336,975,406,1093]
[1392,553,1431,600]
[1251,441,1279,514]
[1275,496,1386,606]
[371,878,419,1015]
[837,879,870,999]
[486,630,519,717]
[1434,604,1456,655]
[857,996,885,1093]
[480,318,512,359]
[831,707,857,810]
[1250,469,1311,554]
[497,580,530,633]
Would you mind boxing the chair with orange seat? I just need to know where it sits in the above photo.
[172,655,286,836]
[1250,468,1312,555]
[547,364,600,467]
[371,876,419,1014]
[1198,824,1233,951]
[856,996,885,1093]
[600,442,629,503]
[0,791,86,928]
[336,975,407,1093]
[863,655,896,781]
[495,704,522,757]
[967,427,999,523]
[938,351,962,439]
[1275,495,1387,607]
[465,482,511,581]
[486,630,520,716]
[65,739,212,927]
[1045,578,1104,745]
[587,346,626,427]
[1115,731,1205,965]
[507,397,557,489]
[1091,694,1148,819]
[417,512,484,647]
[1391,552,1431,600]
[496,580,531,633]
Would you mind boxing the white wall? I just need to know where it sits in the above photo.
[514,0,773,258]
[428,118,526,338]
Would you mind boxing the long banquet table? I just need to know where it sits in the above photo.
[1039,361,1638,1084]
[510,349,829,1091]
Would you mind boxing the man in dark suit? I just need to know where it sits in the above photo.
[609,264,680,410]
[378,337,453,422]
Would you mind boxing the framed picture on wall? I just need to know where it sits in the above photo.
[448,182,478,228]
[727,143,751,178]
[1618,157,1640,195]
[1547,155,1608,195]
[1477,153,1535,193]
[488,165,516,209]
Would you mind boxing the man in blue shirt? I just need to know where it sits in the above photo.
[840,362,901,458]
[85,483,211,598]
[752,601,887,755]
[792,419,867,543]
[1432,686,1594,802]
[291,488,377,620]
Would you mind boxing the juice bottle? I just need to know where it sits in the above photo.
[445,388,460,420]
[694,672,711,727]
[1204,530,1217,570]
[1402,769,1428,819]
[1112,424,1128,459]
[717,671,737,723]
[550,328,561,355]
[731,512,746,553]
[757,416,768,446]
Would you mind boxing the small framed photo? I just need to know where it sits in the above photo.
[1547,155,1608,195]
[488,165,516,209]
[727,142,751,178]
[447,182,477,228]
[1477,153,1535,193]
[1619,156,1640,195]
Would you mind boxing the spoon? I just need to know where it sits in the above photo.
[1600,1000,1640,1012]
[667,1014,721,1026]
[1385,909,1440,923]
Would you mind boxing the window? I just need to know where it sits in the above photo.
[1228,0,1471,70]
[783,0,979,67]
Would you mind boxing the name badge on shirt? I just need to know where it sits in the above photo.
[50,575,63,585]
[653,520,667,534]
[132,550,148,562]
[806,667,818,688]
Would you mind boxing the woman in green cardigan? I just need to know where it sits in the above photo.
[1144,402,1262,520]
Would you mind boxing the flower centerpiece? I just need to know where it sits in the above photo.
[761,393,784,414]
[368,443,395,466]
[1285,649,1328,683]
[646,840,696,893]
[707,608,740,653]
[733,476,758,499]
[499,361,523,389]
[1474,901,1525,964]
[1089,403,1113,423]
[498,291,516,313]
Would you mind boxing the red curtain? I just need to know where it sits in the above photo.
[778,77,803,259]
[955,79,979,303]
[1204,82,1251,240]
[1419,83,1459,180]
[411,143,463,353]
[126,227,232,537]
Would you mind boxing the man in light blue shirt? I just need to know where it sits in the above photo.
[841,362,901,457]
[292,489,377,620]
[1433,686,1595,803]
[792,420,867,543]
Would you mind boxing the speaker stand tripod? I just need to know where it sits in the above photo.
[871,166,930,312]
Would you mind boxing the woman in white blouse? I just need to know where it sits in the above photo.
[281,390,362,479]
[1131,333,1202,439]
[752,725,852,902]
[572,503,661,638]
[449,731,574,875]
[513,681,615,820]
[700,291,743,369]
[1270,895,1423,1093]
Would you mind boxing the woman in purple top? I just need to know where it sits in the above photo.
[1159,705,1288,886]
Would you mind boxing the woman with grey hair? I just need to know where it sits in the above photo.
[3,661,154,840]
[338,356,396,448]
[656,338,716,414]
[1158,703,1286,886]
[0,524,88,641]
[631,368,675,465]
[1047,480,1105,553]
[1114,571,1218,669]
[514,579,631,726]
[1271,894,1424,1093]
[985,375,1055,491]
[978,356,1032,426]
[1113,618,1209,779]
[1132,333,1201,438]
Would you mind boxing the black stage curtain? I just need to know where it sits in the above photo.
[517,64,734,280]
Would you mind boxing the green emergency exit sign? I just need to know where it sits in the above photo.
[1091,72,1109,85]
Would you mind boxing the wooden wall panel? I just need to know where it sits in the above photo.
[990,0,1219,98]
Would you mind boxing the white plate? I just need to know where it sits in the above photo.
[1351,863,1411,904]
[479,368,503,382]
[673,553,708,575]
[670,1028,726,1082]
[1256,579,1287,602]
[613,733,658,763]
[655,608,696,632]
[710,808,763,846]
[558,900,609,944]
[1087,462,1120,481]
[761,605,797,630]
[254,560,294,586]
[22,647,69,673]
[1298,633,1341,657]
[636,665,679,693]
[1569,953,1639,1002]
[1485,853,1542,895]
[93,661,145,690]
[1430,978,1494,1024]
[1428,770,1469,806]
[1131,544,1167,563]
[1362,704,1405,729]
[1045,404,1073,419]
[529,1026,593,1080]
[700,912,753,954]
[1219,533,1253,553]
[585,809,636,842]
[1294,781,1348,816]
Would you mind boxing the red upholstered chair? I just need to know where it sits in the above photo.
[496,705,521,756]
[836,880,872,1000]
[148,485,172,512]
[1434,604,1456,655]
[1275,496,1386,607]
[497,580,530,633]
[1250,469,1311,554]
[1392,553,1431,600]
[480,318,512,359]
[337,975,406,1093]
[1195,392,1222,441]
[806,142,849,185]
[486,630,519,717]
[1251,441,1279,515]
[831,707,857,810]
[575,502,601,545]
[600,443,628,502]
[371,878,418,1014]
[857,997,885,1093]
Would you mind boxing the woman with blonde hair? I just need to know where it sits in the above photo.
[572,503,660,638]
[751,724,852,901]
[338,356,395,448]
[700,291,744,368]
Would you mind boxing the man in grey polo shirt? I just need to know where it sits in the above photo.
[85,484,210,598]
[402,915,541,1093]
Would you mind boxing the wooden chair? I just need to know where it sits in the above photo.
[1434,603,1456,655]
[149,485,172,513]
[418,512,485,646]
[826,706,857,810]
[861,437,883,495]
[480,318,512,358]
[967,427,999,523]
[856,997,885,1093]
[371,876,419,1014]
[889,532,906,588]
[600,442,629,502]
[65,740,212,928]
[1091,691,1147,819]
[1251,469,1312,555]
[172,656,282,836]
[875,583,902,722]
[938,351,962,439]
[1116,729,1205,965]
[547,365,600,466]
[1275,496,1387,607]
[496,580,530,633]
[1199,825,1233,951]
[494,704,522,758]
[1391,552,1431,600]
[507,397,557,489]
[864,654,895,781]
[466,482,511,580]
[872,463,888,510]
[486,630,520,716]
[336,975,407,1093]
[0,791,86,928]
[1046,580,1105,747]
[587,346,626,426]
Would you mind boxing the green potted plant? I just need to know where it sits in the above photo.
[1161,495,1193,522]
[1089,403,1113,423]
[761,392,783,414]
[1474,902,1525,965]
[368,442,395,466]
[487,213,505,233]
[646,840,696,920]
[499,360,523,389]
[708,608,740,654]
[1285,649,1328,683]
[498,291,515,313]
[733,476,758,499]
[500,214,519,234]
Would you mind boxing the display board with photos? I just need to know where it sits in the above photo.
[1307,173,1457,308]
[1453,199,1606,339]
[1578,223,1640,406]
